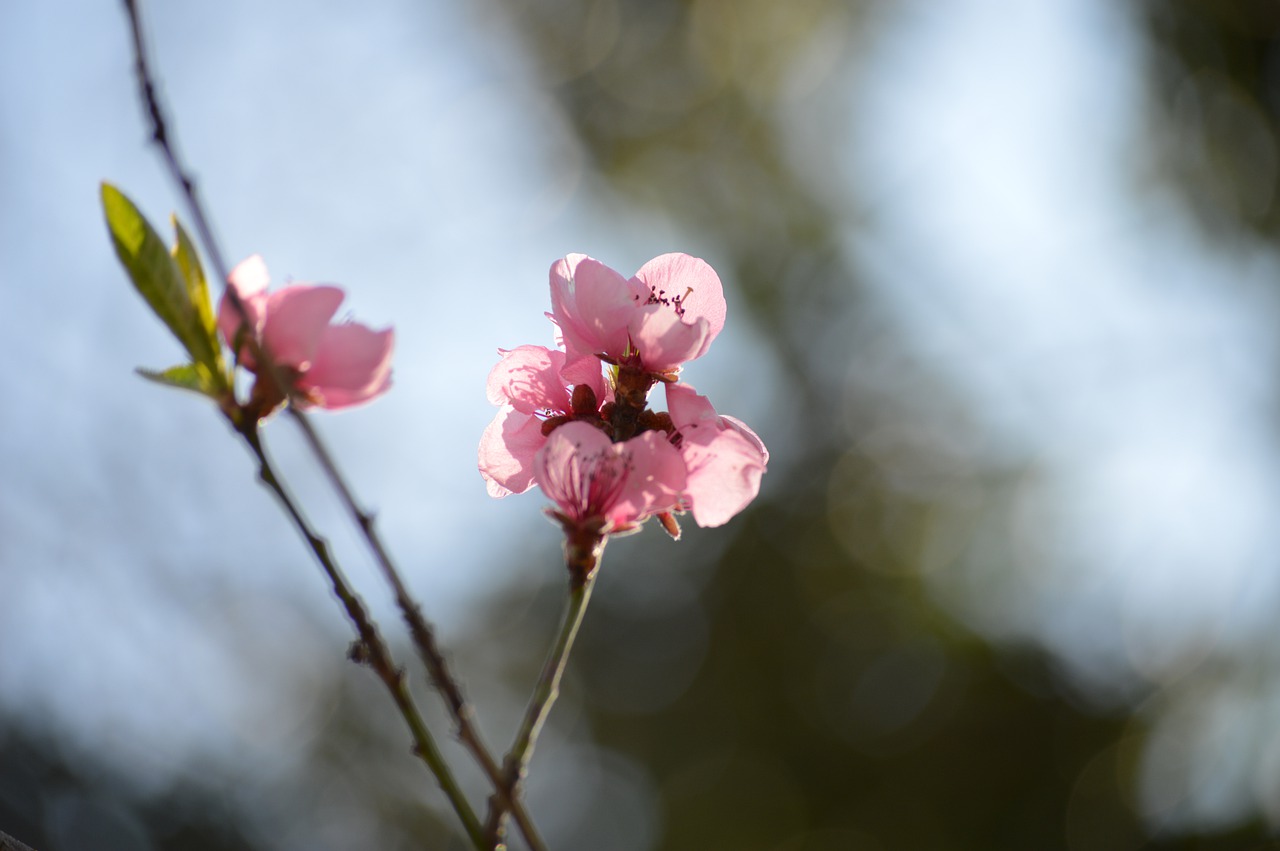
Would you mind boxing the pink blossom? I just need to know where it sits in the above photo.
[218,255,394,410]
[548,253,726,374]
[478,345,608,497]
[665,383,768,528]
[478,409,550,498]
[534,421,686,534]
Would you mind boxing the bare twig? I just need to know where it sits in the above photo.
[238,423,485,848]
[119,3,543,848]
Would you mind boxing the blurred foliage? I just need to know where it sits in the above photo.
[465,0,1280,848]
[1142,0,1280,237]
[0,642,470,850]
[0,725,251,850]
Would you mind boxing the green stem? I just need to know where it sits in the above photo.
[516,573,595,762]
[486,539,602,845]
[238,423,486,849]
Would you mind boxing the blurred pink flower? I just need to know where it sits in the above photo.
[479,345,609,497]
[665,383,768,527]
[548,253,726,374]
[535,421,686,534]
[218,255,393,410]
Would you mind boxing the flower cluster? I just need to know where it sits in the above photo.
[479,253,768,543]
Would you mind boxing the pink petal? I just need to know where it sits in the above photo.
[302,323,394,409]
[560,353,608,403]
[261,285,345,369]
[549,255,642,360]
[479,409,546,497]
[665,382,717,427]
[629,304,711,373]
[722,415,770,466]
[573,258,646,344]
[681,428,766,527]
[548,257,593,357]
[218,255,272,363]
[665,383,767,527]
[229,254,271,297]
[612,431,686,524]
[632,253,726,360]
[534,421,618,520]
[485,346,572,414]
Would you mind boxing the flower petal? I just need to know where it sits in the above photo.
[722,414,770,466]
[479,408,546,497]
[485,345,572,414]
[560,353,608,403]
[665,381,717,427]
[631,253,725,361]
[630,304,711,372]
[680,428,766,527]
[612,431,686,524]
[534,421,617,519]
[229,254,271,297]
[666,383,767,527]
[303,323,395,409]
[549,254,642,360]
[218,255,272,363]
[261,285,345,369]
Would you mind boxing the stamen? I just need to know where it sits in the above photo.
[543,443,635,522]
[645,285,694,318]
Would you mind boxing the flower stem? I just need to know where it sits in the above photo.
[485,536,603,846]
[237,423,486,849]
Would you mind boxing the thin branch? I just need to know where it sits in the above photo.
[292,419,544,849]
[485,535,604,846]
[237,423,486,848]
[117,4,543,848]
[122,0,230,291]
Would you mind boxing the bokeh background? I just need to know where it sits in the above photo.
[4,0,1280,848]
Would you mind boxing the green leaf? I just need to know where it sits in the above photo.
[169,216,230,390]
[136,363,215,396]
[101,183,221,376]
